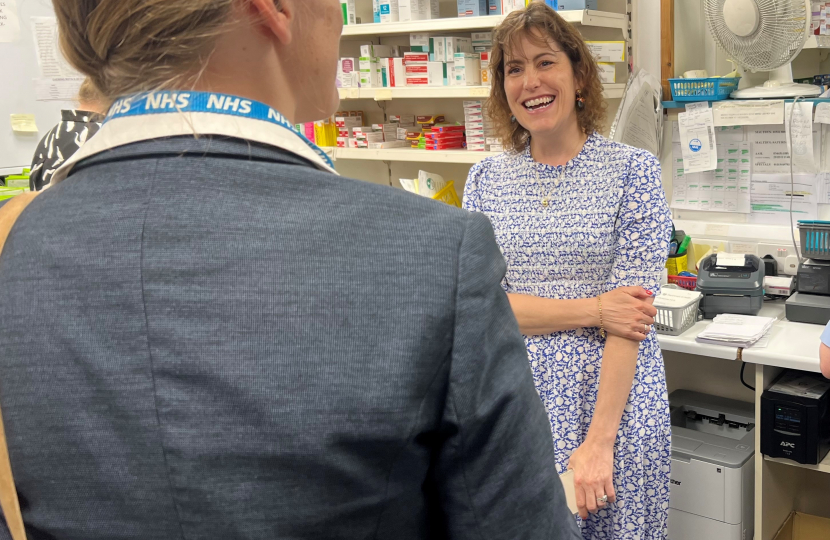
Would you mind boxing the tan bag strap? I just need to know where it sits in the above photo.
[0,191,40,540]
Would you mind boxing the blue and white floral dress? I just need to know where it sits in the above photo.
[463,133,672,539]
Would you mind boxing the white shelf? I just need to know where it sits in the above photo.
[338,83,625,101]
[341,10,627,37]
[804,35,830,49]
[764,453,830,475]
[329,147,500,164]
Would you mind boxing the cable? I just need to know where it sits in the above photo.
[737,349,755,391]
[788,97,804,266]
[740,362,755,391]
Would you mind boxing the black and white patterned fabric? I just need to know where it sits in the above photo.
[29,110,104,191]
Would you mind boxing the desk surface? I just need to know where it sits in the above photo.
[656,301,824,373]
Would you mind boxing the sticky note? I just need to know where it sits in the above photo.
[10,114,38,133]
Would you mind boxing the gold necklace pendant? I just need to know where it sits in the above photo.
[541,199,549,207]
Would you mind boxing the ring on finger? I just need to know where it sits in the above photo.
[597,494,608,505]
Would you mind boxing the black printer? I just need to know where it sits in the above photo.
[696,254,765,319]
[761,371,830,465]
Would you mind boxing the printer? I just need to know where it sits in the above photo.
[696,254,765,319]
[668,391,755,540]
[786,221,830,324]
[786,259,830,324]
[761,371,830,465]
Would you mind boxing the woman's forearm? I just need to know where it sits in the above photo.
[585,335,639,447]
[507,293,598,335]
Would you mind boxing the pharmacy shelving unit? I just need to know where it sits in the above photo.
[338,83,627,101]
[336,9,631,176]
[331,147,500,164]
[341,10,628,37]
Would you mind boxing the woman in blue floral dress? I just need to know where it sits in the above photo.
[463,4,672,539]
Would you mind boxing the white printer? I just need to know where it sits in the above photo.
[668,391,755,540]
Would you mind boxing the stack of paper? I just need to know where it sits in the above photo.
[695,314,776,348]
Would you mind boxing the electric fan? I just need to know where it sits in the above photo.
[704,0,821,98]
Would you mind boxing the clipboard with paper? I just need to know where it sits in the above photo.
[610,68,663,158]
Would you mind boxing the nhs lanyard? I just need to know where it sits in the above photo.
[106,91,335,170]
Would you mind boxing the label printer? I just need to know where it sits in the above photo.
[696,254,765,319]
[668,391,755,540]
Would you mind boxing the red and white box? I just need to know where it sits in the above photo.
[403,52,430,65]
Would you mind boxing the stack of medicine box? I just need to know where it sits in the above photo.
[585,41,625,84]
[463,100,495,151]
[404,52,446,87]
[453,53,482,86]
[812,2,830,35]
[335,113,364,148]
[407,115,446,147]
[391,115,418,142]
[337,58,360,88]
[359,44,404,88]
[424,124,466,150]
[398,0,440,21]
[472,32,493,86]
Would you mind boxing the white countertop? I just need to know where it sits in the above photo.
[657,301,824,373]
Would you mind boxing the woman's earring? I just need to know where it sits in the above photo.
[576,90,585,110]
[511,115,517,123]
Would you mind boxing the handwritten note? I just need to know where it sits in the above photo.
[10,114,38,133]
[785,102,816,173]
[0,0,21,43]
[815,103,830,124]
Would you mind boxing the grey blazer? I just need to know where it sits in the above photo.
[0,137,580,540]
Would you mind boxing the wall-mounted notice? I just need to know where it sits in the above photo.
[671,142,751,213]
[33,77,84,101]
[748,125,821,174]
[0,0,21,43]
[749,174,819,225]
[31,17,80,78]
[712,100,784,127]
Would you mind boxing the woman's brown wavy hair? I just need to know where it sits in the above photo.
[487,2,607,152]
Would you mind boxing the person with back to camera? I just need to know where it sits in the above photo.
[462,3,673,538]
[0,0,581,539]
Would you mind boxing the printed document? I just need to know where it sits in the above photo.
[0,0,20,43]
[671,142,750,213]
[678,106,717,173]
[711,100,784,126]
[749,173,818,225]
[748,125,820,174]
[31,17,81,79]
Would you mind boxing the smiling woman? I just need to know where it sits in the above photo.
[462,3,674,540]
[487,5,606,152]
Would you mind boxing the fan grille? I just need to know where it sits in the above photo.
[705,0,808,71]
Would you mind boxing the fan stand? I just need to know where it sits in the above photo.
[732,64,822,98]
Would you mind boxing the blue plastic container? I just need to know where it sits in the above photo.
[669,77,741,102]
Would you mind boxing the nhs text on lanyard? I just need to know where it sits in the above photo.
[107,91,334,169]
